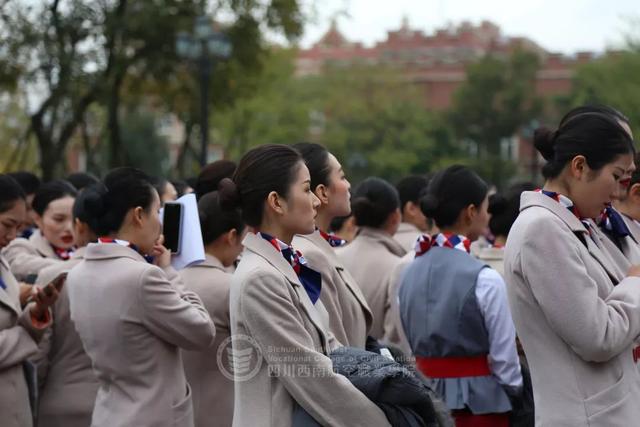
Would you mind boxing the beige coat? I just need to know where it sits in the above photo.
[381,250,413,356]
[393,222,422,253]
[67,243,216,427]
[0,256,51,427]
[476,246,506,277]
[336,227,406,339]
[230,232,390,427]
[2,230,62,281]
[588,219,630,283]
[34,247,99,427]
[293,231,372,348]
[504,191,640,426]
[611,213,640,266]
[179,254,234,427]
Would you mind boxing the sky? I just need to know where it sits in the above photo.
[297,0,638,54]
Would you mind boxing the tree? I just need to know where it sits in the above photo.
[449,49,542,188]
[0,0,310,179]
[216,53,460,183]
[564,51,640,137]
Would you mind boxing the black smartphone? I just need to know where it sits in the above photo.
[163,202,183,254]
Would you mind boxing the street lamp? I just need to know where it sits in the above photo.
[176,16,232,167]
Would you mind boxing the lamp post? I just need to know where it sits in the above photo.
[176,16,232,167]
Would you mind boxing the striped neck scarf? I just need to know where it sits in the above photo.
[97,237,154,264]
[597,204,631,238]
[317,228,347,248]
[258,232,322,304]
[52,245,75,261]
[414,232,471,258]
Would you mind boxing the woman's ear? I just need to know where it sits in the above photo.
[266,191,285,216]
[629,183,640,204]
[132,206,145,228]
[225,228,239,245]
[314,184,330,206]
[569,155,587,180]
[464,204,477,224]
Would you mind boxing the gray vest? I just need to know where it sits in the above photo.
[398,247,512,414]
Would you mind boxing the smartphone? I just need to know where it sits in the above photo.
[163,202,183,254]
[43,272,67,296]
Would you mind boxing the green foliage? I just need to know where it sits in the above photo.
[117,110,171,177]
[216,52,461,183]
[449,49,542,188]
[566,51,640,137]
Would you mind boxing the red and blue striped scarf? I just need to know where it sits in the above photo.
[258,232,322,304]
[597,204,631,238]
[414,232,471,258]
[97,237,154,264]
[317,228,347,248]
[52,245,75,261]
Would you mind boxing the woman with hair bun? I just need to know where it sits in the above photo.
[3,180,78,281]
[476,182,536,276]
[292,142,373,349]
[504,108,640,425]
[224,144,390,427]
[336,177,406,341]
[179,191,246,427]
[399,165,522,427]
[66,167,216,427]
[35,187,101,427]
[559,105,640,278]
[0,174,58,427]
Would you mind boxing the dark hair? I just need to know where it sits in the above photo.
[171,180,190,198]
[219,144,304,227]
[292,142,332,191]
[559,104,629,128]
[8,171,40,195]
[32,180,78,216]
[396,175,429,211]
[351,177,400,228]
[195,160,237,200]
[79,167,155,236]
[420,165,488,228]
[330,214,352,232]
[0,174,26,213]
[198,191,245,245]
[488,182,536,237]
[535,109,635,179]
[66,172,100,191]
[150,176,170,199]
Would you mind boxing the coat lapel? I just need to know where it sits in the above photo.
[0,257,20,315]
[302,231,371,314]
[620,213,640,245]
[520,192,622,285]
[584,224,626,284]
[242,233,329,350]
[30,229,58,259]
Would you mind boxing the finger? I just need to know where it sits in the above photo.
[156,234,165,246]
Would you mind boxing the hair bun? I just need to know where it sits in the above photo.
[218,178,240,210]
[420,194,439,217]
[533,126,557,161]
[488,193,508,216]
[82,183,108,217]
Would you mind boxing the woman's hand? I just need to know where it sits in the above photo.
[30,284,59,320]
[151,234,171,269]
